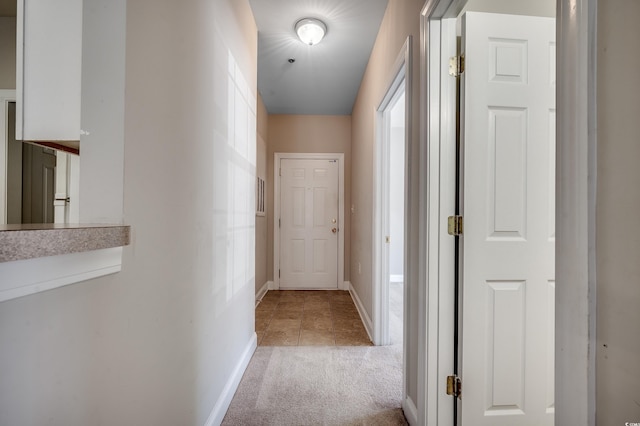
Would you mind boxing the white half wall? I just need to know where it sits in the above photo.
[0,1,258,425]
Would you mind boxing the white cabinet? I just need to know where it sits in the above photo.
[16,0,82,142]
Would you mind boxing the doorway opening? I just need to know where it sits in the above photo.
[421,1,562,425]
[374,37,411,350]
[1,93,80,225]
[378,84,406,347]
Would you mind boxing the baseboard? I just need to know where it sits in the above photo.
[402,396,418,425]
[341,280,350,291]
[348,283,374,341]
[255,281,269,306]
[390,274,404,283]
[267,280,276,290]
[203,333,257,426]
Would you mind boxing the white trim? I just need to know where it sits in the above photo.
[273,152,345,291]
[417,8,433,425]
[267,280,276,290]
[15,0,24,141]
[402,395,419,426]
[0,247,124,302]
[348,282,373,341]
[421,3,458,424]
[0,90,16,225]
[203,333,257,426]
[556,0,597,424]
[420,1,597,425]
[255,281,269,305]
[436,16,459,425]
[373,36,412,349]
[341,280,350,291]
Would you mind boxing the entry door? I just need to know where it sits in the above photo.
[279,158,339,289]
[459,12,555,425]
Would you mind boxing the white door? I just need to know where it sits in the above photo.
[460,12,555,425]
[279,158,339,289]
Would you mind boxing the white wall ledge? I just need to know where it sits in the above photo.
[0,224,130,303]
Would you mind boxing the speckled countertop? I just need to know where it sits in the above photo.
[0,224,130,263]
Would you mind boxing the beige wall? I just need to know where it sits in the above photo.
[350,0,424,406]
[596,0,640,423]
[256,93,268,294]
[267,114,351,284]
[0,17,16,89]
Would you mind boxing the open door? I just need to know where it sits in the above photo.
[457,12,555,425]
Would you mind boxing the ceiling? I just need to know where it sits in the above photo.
[248,0,389,115]
[0,0,387,114]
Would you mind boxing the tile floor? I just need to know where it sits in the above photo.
[255,290,372,346]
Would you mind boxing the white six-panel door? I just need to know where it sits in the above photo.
[279,158,339,289]
[460,12,555,426]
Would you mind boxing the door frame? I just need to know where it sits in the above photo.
[373,37,411,347]
[419,0,597,425]
[273,152,345,290]
[0,90,17,224]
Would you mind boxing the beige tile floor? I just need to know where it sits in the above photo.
[255,290,372,346]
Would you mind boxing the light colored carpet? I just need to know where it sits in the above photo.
[222,344,406,425]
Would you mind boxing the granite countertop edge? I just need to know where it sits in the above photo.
[0,224,131,263]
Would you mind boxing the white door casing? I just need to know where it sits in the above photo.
[374,37,411,348]
[460,12,555,425]
[276,155,342,290]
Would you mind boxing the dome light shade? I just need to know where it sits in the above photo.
[295,18,327,46]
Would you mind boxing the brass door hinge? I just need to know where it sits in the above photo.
[448,215,463,236]
[446,375,462,399]
[449,55,465,77]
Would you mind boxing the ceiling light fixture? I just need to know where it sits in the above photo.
[295,18,327,46]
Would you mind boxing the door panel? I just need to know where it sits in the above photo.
[488,107,527,239]
[280,158,339,289]
[460,12,555,426]
[22,143,56,224]
[6,102,22,224]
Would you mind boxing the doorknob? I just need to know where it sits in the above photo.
[331,227,337,234]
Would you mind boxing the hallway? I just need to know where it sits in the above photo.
[256,290,371,347]
[223,286,405,424]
